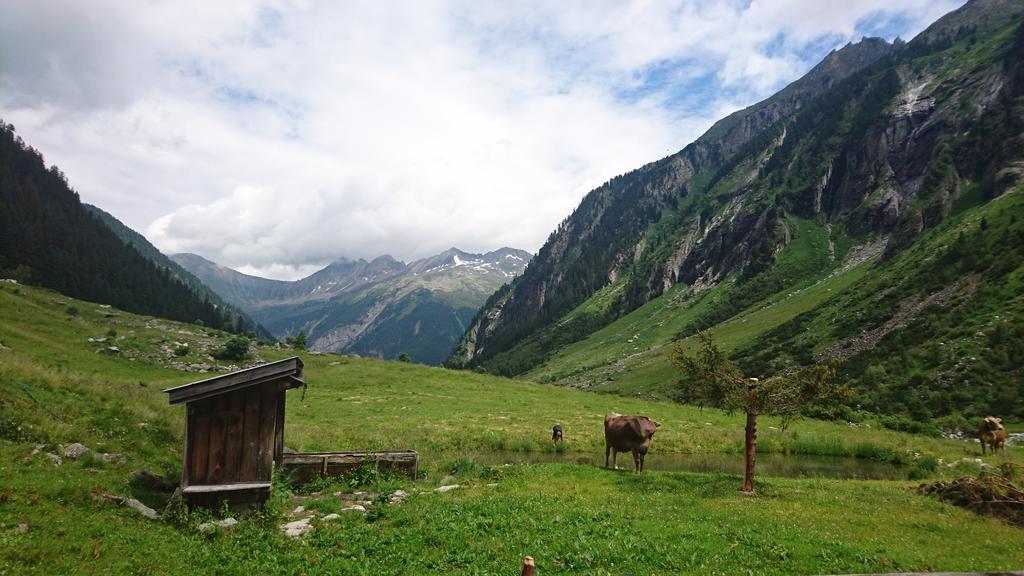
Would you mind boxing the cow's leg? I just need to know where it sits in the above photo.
[980,439,986,455]
[612,450,618,470]
[632,448,640,473]
[605,443,610,468]
[639,447,647,473]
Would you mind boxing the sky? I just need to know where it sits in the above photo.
[0,0,964,280]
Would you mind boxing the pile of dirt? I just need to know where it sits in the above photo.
[917,464,1024,526]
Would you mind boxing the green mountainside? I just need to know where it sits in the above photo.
[451,0,1024,427]
[0,122,238,331]
[173,247,530,364]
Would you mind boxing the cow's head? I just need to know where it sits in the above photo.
[982,416,1004,431]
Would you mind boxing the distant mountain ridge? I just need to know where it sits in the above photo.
[172,247,531,364]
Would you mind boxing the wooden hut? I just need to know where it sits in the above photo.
[164,357,305,509]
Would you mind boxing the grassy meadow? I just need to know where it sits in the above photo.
[1,282,1023,575]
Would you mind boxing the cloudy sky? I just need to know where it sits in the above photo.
[1,0,962,280]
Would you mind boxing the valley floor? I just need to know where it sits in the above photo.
[2,446,1024,575]
[1,284,1022,574]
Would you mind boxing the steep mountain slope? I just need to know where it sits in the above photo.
[450,0,1024,425]
[83,204,272,339]
[447,35,899,370]
[0,122,236,330]
[173,247,530,364]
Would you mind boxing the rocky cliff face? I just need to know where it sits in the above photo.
[173,247,531,364]
[451,0,1024,374]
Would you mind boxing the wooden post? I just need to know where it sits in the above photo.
[742,378,759,494]
[521,555,535,576]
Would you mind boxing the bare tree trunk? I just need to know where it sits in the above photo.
[743,411,757,493]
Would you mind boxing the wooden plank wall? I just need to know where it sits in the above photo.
[280,451,420,486]
[186,381,283,486]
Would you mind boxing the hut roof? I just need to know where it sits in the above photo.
[164,356,304,405]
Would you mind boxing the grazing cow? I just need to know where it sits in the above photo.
[604,413,661,473]
[978,416,1006,455]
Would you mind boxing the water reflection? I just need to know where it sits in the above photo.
[427,450,904,480]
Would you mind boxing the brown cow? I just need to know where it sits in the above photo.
[604,413,661,473]
[978,416,1006,455]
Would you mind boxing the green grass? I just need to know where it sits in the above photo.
[2,282,1024,575]
[526,235,869,398]
[280,352,1014,465]
[3,451,1024,576]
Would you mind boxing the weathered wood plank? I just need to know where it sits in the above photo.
[206,395,227,484]
[280,451,419,486]
[256,384,278,481]
[240,386,261,481]
[165,357,303,405]
[183,484,271,511]
[222,391,245,483]
[274,387,285,463]
[182,482,272,494]
[189,414,211,483]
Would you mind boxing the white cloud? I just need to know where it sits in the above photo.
[0,0,964,279]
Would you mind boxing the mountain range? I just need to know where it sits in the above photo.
[2,0,1021,429]
[172,247,530,364]
[449,0,1024,426]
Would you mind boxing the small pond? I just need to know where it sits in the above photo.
[426,450,905,480]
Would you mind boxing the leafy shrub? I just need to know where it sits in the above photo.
[878,415,941,437]
[173,345,189,357]
[214,336,250,361]
[345,463,380,489]
[106,328,117,338]
[66,305,79,316]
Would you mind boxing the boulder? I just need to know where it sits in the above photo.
[100,453,126,466]
[97,493,160,520]
[200,517,239,532]
[46,453,62,466]
[280,517,313,538]
[63,443,89,459]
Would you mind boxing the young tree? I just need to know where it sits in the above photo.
[286,330,307,351]
[672,331,841,493]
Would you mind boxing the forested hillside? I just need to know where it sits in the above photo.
[451,0,1024,427]
[83,204,272,338]
[0,122,234,330]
